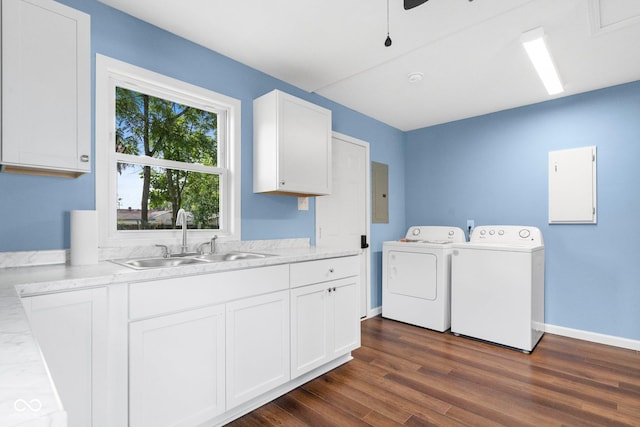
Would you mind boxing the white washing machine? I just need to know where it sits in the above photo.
[382,226,466,332]
[451,225,545,353]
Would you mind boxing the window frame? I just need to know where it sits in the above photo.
[95,54,241,248]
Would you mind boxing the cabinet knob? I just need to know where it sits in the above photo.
[80,154,90,162]
[329,268,334,273]
[280,180,285,186]
[328,288,332,293]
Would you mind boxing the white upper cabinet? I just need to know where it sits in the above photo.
[253,89,332,196]
[1,0,90,177]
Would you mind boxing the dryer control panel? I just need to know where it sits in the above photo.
[470,225,543,246]
[405,226,466,243]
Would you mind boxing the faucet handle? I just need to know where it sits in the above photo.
[198,241,210,255]
[197,236,218,255]
[155,244,170,258]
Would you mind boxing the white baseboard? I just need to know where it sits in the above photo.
[366,306,382,319]
[367,307,639,351]
[545,323,640,351]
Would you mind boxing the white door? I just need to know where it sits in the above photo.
[387,251,438,300]
[129,305,226,427]
[226,290,290,409]
[290,282,331,379]
[330,277,361,357]
[316,132,370,318]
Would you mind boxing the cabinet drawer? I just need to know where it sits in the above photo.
[129,265,289,320]
[290,256,359,288]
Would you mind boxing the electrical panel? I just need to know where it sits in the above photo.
[372,161,389,224]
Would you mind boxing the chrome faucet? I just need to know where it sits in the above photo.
[199,235,218,255]
[176,208,188,254]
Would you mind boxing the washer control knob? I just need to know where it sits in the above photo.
[448,230,454,236]
[480,230,486,236]
[412,228,420,236]
[519,229,531,239]
[489,230,495,235]
[498,230,504,235]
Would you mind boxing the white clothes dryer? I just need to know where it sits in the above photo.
[382,226,466,332]
[451,225,545,353]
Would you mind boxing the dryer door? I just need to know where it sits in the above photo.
[387,250,437,300]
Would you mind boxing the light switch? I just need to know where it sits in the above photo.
[298,197,309,211]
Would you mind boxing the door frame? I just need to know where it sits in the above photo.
[315,131,371,318]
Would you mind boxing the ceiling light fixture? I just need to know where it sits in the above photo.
[521,27,564,95]
[408,72,424,83]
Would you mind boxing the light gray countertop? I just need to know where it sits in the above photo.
[0,242,360,426]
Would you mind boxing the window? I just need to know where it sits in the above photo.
[96,55,241,247]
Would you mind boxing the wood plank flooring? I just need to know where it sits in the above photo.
[227,316,640,426]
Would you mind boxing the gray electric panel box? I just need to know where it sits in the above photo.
[548,146,597,224]
[372,161,389,224]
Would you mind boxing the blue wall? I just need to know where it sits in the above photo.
[2,0,638,339]
[406,82,640,341]
[0,0,407,309]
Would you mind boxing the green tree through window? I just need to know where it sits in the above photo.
[115,87,220,230]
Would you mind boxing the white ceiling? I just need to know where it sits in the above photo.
[98,0,640,131]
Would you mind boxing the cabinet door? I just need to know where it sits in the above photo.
[290,282,331,379]
[24,288,107,427]
[129,305,225,427]
[1,0,90,174]
[226,290,290,409]
[331,278,361,358]
[279,95,331,195]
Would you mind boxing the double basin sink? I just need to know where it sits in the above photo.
[112,251,273,270]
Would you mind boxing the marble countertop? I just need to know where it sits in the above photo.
[0,241,360,426]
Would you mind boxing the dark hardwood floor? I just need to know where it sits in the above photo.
[228,316,640,426]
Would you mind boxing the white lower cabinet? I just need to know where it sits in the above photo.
[23,257,360,426]
[290,256,361,379]
[129,304,226,427]
[22,287,107,427]
[225,290,290,409]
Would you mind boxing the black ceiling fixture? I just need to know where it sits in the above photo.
[385,0,392,47]
[387,0,475,46]
[404,0,473,11]
[404,0,429,10]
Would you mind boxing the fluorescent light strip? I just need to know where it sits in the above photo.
[521,27,564,95]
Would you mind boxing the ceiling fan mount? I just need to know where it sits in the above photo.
[404,0,429,10]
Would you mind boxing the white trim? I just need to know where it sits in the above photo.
[114,153,227,175]
[366,306,382,319]
[588,0,640,36]
[364,309,640,351]
[95,54,241,248]
[544,323,640,351]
